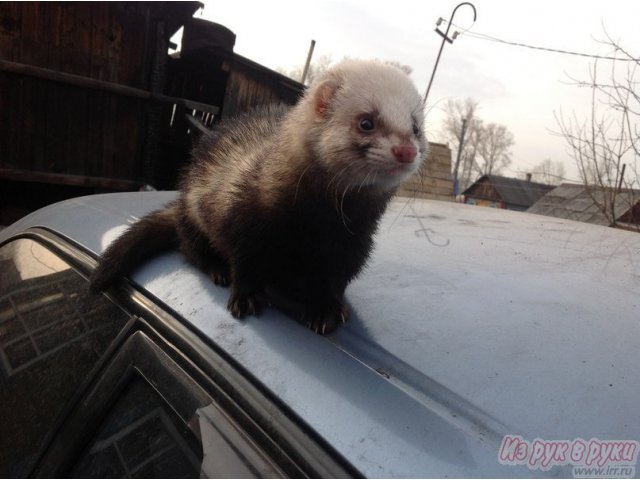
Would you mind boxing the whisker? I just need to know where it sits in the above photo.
[357,171,369,192]
[294,163,313,204]
[327,162,354,191]
[330,164,352,209]
[339,183,354,234]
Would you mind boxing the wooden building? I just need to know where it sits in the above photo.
[617,200,640,231]
[158,18,304,182]
[397,142,454,202]
[462,174,554,211]
[0,3,304,224]
[0,3,454,222]
[527,183,640,231]
[168,18,303,119]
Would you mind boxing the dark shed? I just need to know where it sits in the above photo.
[0,5,304,224]
[0,2,202,222]
[165,17,304,120]
[463,174,554,211]
[0,2,201,181]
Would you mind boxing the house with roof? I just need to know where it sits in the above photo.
[462,174,555,211]
[527,183,640,231]
[616,201,640,231]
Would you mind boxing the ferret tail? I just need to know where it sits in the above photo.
[89,202,179,293]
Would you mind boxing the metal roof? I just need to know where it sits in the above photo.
[2,193,640,478]
[464,175,555,210]
[528,183,640,226]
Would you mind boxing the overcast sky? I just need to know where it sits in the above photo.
[191,0,640,183]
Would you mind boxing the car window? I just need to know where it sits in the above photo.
[70,377,202,479]
[0,239,130,478]
[65,334,286,479]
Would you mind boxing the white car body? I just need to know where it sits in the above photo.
[2,192,639,478]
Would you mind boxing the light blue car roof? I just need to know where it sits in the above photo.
[2,192,640,478]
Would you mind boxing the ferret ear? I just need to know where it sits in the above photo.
[313,80,339,117]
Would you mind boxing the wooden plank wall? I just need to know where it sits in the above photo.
[0,2,160,185]
[397,142,454,201]
[221,60,303,119]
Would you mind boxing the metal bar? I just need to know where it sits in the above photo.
[0,168,142,190]
[0,59,219,115]
[301,39,316,85]
[185,114,210,134]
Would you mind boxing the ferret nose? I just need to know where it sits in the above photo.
[392,145,418,163]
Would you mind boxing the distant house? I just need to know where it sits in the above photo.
[617,200,640,231]
[462,174,554,211]
[527,183,640,230]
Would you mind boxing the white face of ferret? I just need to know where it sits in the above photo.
[310,59,428,191]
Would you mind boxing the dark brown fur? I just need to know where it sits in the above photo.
[90,60,427,334]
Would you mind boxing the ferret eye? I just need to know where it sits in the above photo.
[412,122,421,136]
[359,117,375,132]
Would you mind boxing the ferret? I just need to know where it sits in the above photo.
[90,59,428,334]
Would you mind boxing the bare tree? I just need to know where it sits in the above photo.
[442,99,515,192]
[530,159,566,185]
[441,98,480,192]
[279,56,414,87]
[475,122,514,176]
[385,61,413,76]
[555,32,639,228]
[277,55,334,86]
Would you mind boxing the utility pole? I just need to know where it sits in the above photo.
[452,117,468,195]
[617,163,627,193]
[423,2,477,105]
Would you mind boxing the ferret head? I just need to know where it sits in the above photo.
[303,59,428,192]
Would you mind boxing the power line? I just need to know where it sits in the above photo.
[446,21,640,62]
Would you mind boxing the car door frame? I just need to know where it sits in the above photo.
[1,228,360,478]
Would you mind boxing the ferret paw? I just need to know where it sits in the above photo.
[209,270,230,287]
[303,303,349,335]
[227,291,263,319]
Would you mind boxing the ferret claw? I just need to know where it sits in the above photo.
[227,291,262,319]
[302,303,350,334]
[210,270,230,287]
